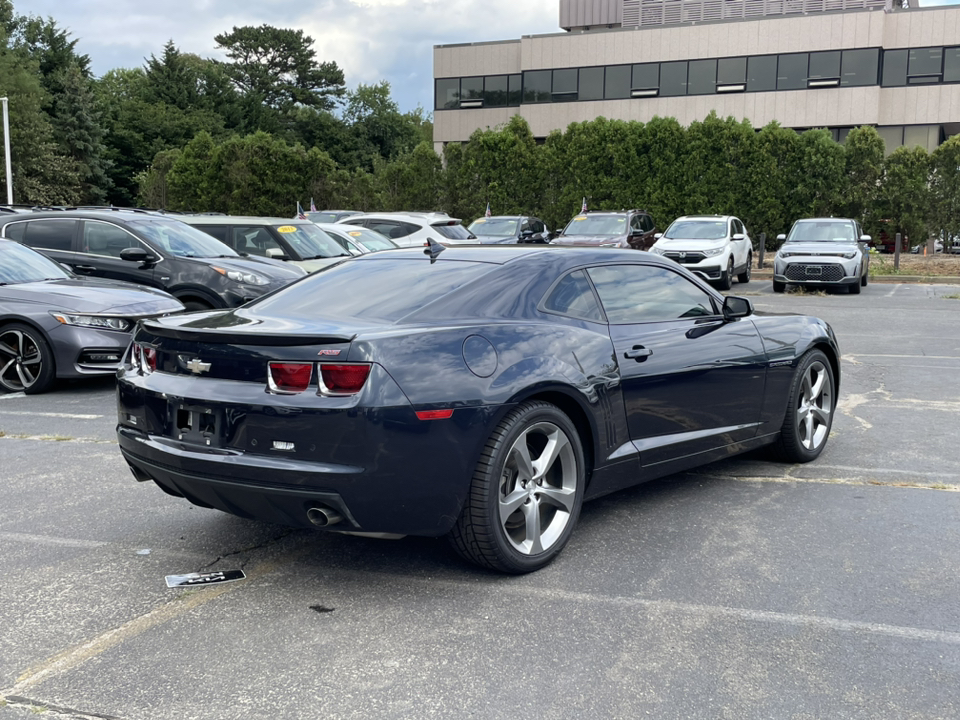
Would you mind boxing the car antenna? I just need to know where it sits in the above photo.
[423,237,445,263]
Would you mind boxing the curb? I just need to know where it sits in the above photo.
[752,271,960,285]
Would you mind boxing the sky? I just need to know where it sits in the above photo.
[14,0,960,114]
[15,0,560,113]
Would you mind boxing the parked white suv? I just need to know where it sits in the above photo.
[650,215,753,290]
[337,212,475,247]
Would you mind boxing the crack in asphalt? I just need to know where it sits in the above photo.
[2,695,124,719]
[196,529,299,571]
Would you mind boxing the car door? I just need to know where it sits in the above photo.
[734,218,750,266]
[586,263,767,467]
[78,220,159,287]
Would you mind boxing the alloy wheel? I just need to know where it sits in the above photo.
[0,329,43,392]
[796,360,832,451]
[498,421,577,555]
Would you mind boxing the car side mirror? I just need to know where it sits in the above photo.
[722,295,753,321]
[776,234,786,242]
[120,247,154,263]
[732,233,745,241]
[265,248,289,260]
[654,232,663,240]
[859,234,872,243]
[520,229,534,238]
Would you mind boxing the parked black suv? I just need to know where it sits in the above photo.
[0,210,305,311]
[551,209,657,250]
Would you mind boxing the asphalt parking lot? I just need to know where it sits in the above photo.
[2,281,959,720]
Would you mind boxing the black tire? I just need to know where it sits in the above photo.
[848,279,861,294]
[737,253,752,284]
[0,323,57,394]
[448,400,586,574]
[716,257,734,291]
[773,280,786,293]
[771,349,835,464]
[861,267,868,286]
[182,300,214,312]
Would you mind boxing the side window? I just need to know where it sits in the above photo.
[1,221,26,242]
[630,216,643,233]
[586,264,718,324]
[196,225,229,243]
[520,218,531,233]
[533,219,545,234]
[543,270,604,322]
[82,221,143,257]
[23,219,78,251]
[642,215,654,232]
[233,226,282,256]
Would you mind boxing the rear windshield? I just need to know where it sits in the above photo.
[432,223,473,240]
[250,258,494,322]
[469,218,518,237]
[342,227,397,251]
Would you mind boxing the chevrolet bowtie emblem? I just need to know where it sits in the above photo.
[185,358,211,375]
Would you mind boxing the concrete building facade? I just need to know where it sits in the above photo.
[433,3,960,154]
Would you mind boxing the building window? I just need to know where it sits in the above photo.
[660,61,688,97]
[631,63,659,96]
[435,78,459,110]
[552,68,578,101]
[808,51,841,87]
[908,47,943,83]
[579,67,604,101]
[881,49,908,87]
[777,53,808,90]
[484,75,509,107]
[605,65,631,99]
[747,55,777,91]
[945,47,960,83]
[877,126,903,154]
[718,57,746,90]
[687,59,717,95]
[841,48,880,87]
[508,75,522,105]
[523,70,552,103]
[460,77,483,103]
[904,125,941,151]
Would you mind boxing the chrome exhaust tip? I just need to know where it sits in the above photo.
[307,505,344,527]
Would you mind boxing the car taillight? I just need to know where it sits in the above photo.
[268,362,313,394]
[319,363,370,395]
[133,343,156,373]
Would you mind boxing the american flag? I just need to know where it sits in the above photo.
[485,202,491,218]
[296,202,307,219]
[581,197,588,213]
[310,198,317,212]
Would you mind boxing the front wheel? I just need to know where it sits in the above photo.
[716,257,734,291]
[737,253,752,283]
[771,349,835,463]
[848,279,861,294]
[773,280,786,293]
[448,401,586,573]
[0,324,57,394]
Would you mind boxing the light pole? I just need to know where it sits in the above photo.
[1,97,12,205]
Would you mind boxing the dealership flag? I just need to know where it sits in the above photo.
[485,202,491,218]
[296,202,307,219]
[310,198,317,212]
[581,197,588,213]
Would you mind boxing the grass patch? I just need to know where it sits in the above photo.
[943,294,960,300]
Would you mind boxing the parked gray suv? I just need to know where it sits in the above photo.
[773,218,870,294]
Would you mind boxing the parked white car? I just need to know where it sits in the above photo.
[337,212,475,248]
[650,215,753,290]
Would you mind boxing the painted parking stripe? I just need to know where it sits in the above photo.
[0,411,103,419]
[0,532,107,549]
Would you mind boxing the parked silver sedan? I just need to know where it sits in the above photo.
[773,218,870,294]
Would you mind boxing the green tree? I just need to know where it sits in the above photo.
[840,126,885,234]
[343,81,422,167]
[136,147,180,208]
[928,135,960,245]
[744,122,801,248]
[795,129,845,218]
[878,145,931,249]
[377,141,442,211]
[684,112,755,216]
[214,25,345,113]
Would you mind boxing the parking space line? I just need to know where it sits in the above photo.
[0,532,107,549]
[0,392,25,401]
[0,411,103,419]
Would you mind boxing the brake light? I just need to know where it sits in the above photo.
[319,363,371,395]
[268,362,313,394]
[134,343,156,373]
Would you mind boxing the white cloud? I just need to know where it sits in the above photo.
[15,0,559,111]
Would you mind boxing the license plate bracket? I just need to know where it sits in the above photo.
[805,265,823,276]
[172,403,222,447]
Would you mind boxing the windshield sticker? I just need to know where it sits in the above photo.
[573,216,586,221]
[277,226,297,233]
[474,218,486,223]
[348,231,362,237]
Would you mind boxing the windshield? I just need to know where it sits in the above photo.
[251,258,492,323]
[341,227,397,252]
[128,218,239,258]
[0,241,71,284]
[787,221,858,244]
[433,222,473,240]
[276,223,350,258]
[307,211,351,224]
[663,220,727,240]
[562,215,627,237]
[469,218,518,237]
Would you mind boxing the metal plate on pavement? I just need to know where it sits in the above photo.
[165,570,246,588]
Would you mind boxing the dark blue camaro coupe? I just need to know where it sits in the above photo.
[117,245,839,573]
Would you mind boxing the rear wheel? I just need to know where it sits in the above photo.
[737,253,752,283]
[717,257,734,291]
[773,280,786,293]
[771,349,835,463]
[0,324,56,394]
[182,300,214,312]
[448,401,585,574]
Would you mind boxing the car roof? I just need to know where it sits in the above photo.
[343,212,461,223]
[673,215,734,222]
[793,217,855,223]
[472,215,524,221]
[0,209,183,222]
[182,215,315,225]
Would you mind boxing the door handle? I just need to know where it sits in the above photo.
[624,345,653,361]
[73,265,96,272]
